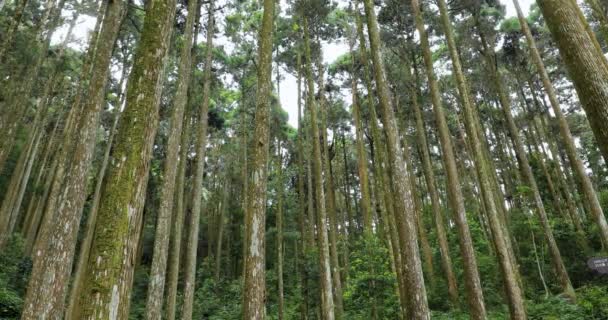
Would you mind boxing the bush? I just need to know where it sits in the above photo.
[0,236,31,319]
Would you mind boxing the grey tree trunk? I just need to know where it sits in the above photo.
[514,0,608,249]
[20,0,128,318]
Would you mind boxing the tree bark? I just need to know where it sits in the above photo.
[75,0,176,317]
[360,0,430,318]
[413,0,490,313]
[478,26,574,300]
[181,3,215,318]
[144,0,198,318]
[242,0,275,318]
[20,0,128,317]
[536,0,608,164]
[514,0,608,249]
[303,18,335,320]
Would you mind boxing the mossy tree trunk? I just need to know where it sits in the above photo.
[242,0,275,318]
[477,25,575,300]
[75,0,177,317]
[20,0,128,318]
[536,0,608,164]
[144,0,198,318]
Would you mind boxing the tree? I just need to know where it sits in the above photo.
[361,0,430,318]
[75,0,177,317]
[242,0,275,318]
[536,0,608,164]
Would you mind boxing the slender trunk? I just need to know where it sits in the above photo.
[276,141,285,320]
[360,0,430,318]
[20,0,128,317]
[409,63,459,305]
[318,59,344,318]
[242,0,275,317]
[144,0,198,318]
[75,0,176,317]
[438,3,526,318]
[414,0,490,313]
[478,27,574,300]
[215,178,228,282]
[165,109,192,320]
[515,0,608,249]
[182,3,215,318]
[303,19,335,320]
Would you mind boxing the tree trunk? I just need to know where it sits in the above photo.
[302,18,335,320]
[144,0,198,318]
[275,141,285,320]
[360,0,430,318]
[75,0,176,317]
[413,0,490,313]
[437,2,526,318]
[242,0,275,318]
[478,26,574,300]
[181,3,214,319]
[537,0,608,163]
[515,0,608,249]
[318,59,344,318]
[165,109,192,320]
[20,0,128,317]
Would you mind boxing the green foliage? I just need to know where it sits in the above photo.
[343,236,399,320]
[193,259,242,319]
[0,236,31,319]
[500,17,521,33]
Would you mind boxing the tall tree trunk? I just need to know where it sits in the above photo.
[536,0,608,163]
[66,57,128,319]
[360,0,430,318]
[478,27,574,300]
[302,18,335,320]
[515,0,608,248]
[75,0,177,317]
[144,0,198,317]
[275,141,285,320]
[318,60,344,318]
[20,0,128,317]
[436,2,526,318]
[165,109,192,320]
[66,107,122,320]
[0,0,65,173]
[413,0,489,313]
[349,68,372,233]
[409,60,459,306]
[215,176,228,282]
[182,3,215,318]
[242,0,275,318]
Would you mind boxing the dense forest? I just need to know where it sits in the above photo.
[2,0,608,319]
